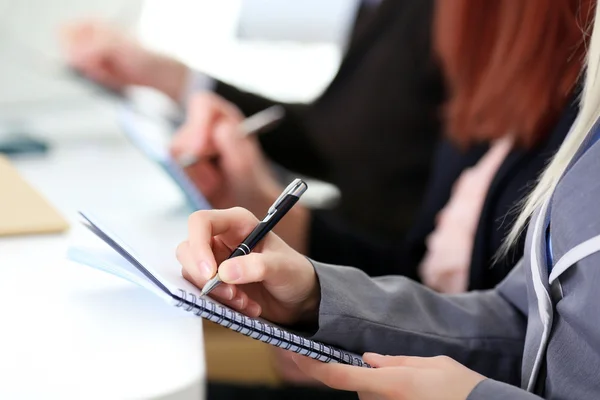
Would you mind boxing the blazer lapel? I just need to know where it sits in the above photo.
[548,135,600,283]
[525,199,554,392]
[468,148,525,288]
[468,96,579,290]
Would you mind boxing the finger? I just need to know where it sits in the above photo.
[363,353,440,369]
[292,355,395,393]
[212,119,259,174]
[212,236,235,262]
[182,263,260,316]
[187,208,259,280]
[175,94,229,157]
[178,241,236,299]
[180,249,249,307]
[171,122,215,159]
[184,160,221,199]
[177,240,200,282]
[82,64,125,90]
[205,288,262,317]
[183,266,253,312]
[218,251,288,286]
[211,238,262,317]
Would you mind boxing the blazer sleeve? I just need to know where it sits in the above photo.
[467,380,542,400]
[308,259,529,385]
[213,80,328,179]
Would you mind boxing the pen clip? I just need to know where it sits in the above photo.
[267,178,307,215]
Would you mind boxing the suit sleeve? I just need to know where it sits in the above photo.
[467,380,542,400]
[213,80,328,179]
[308,259,529,385]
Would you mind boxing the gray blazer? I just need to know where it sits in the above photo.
[308,137,600,398]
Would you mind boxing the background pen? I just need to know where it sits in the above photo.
[200,178,308,296]
[179,105,285,169]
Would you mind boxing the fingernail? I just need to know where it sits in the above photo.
[199,261,213,279]
[212,285,234,300]
[246,303,261,317]
[221,264,241,282]
[233,295,245,309]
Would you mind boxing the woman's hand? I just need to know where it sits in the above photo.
[173,93,311,253]
[61,20,187,100]
[177,207,320,325]
[271,348,323,386]
[293,353,485,400]
[171,93,282,211]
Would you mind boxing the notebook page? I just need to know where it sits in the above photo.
[77,212,199,297]
[77,212,369,367]
[116,103,211,211]
[67,246,172,302]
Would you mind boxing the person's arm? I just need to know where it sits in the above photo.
[213,80,328,179]
[181,71,328,179]
[467,380,542,400]
[308,259,528,386]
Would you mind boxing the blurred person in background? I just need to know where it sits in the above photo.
[176,3,600,392]
[176,1,595,399]
[166,0,591,294]
[64,1,443,398]
[62,0,444,252]
[65,0,592,393]
[62,0,592,293]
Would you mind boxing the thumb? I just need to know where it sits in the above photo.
[171,122,216,159]
[213,120,247,166]
[170,124,198,158]
[218,252,280,285]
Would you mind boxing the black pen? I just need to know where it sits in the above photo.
[200,178,308,296]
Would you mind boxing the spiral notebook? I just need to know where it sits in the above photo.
[68,212,368,367]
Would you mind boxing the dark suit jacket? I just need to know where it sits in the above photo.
[310,93,579,290]
[214,0,444,239]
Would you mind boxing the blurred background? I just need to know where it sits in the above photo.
[0,1,362,398]
[0,0,357,125]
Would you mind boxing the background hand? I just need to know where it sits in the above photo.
[177,207,319,325]
[61,20,187,100]
[172,93,282,211]
[173,93,311,253]
[293,353,485,400]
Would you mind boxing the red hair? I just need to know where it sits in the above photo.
[435,0,595,147]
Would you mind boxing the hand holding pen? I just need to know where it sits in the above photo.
[177,104,285,168]
[201,179,308,296]
[172,92,286,212]
[171,91,284,165]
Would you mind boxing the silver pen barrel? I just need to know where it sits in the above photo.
[200,273,222,296]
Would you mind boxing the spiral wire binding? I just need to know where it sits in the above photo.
[175,289,368,367]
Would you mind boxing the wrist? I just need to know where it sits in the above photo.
[295,259,321,327]
[147,55,188,101]
[302,268,321,321]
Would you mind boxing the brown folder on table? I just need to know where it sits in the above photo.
[0,155,68,236]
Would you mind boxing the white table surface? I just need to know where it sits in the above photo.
[0,101,205,399]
